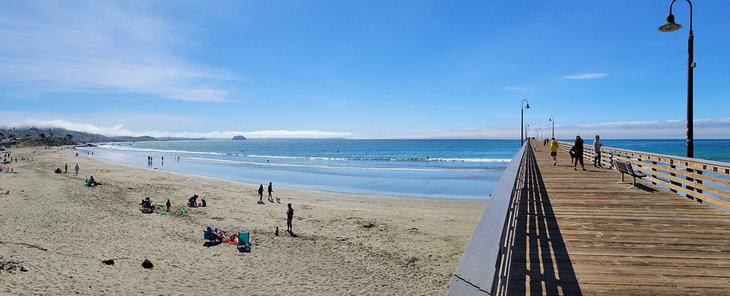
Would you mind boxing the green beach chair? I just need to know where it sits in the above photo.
[237,231,252,253]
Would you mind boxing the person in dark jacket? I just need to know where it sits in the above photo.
[573,135,585,171]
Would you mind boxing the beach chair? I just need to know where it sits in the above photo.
[203,229,220,243]
[237,231,252,253]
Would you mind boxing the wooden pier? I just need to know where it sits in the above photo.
[510,142,730,295]
[449,140,730,295]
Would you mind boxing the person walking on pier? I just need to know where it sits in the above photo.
[593,135,603,168]
[549,138,559,166]
[573,136,585,171]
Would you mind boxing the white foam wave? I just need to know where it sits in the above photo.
[185,157,500,173]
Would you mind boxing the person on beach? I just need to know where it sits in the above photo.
[549,138,559,166]
[286,203,294,233]
[166,199,171,212]
[268,182,274,202]
[74,163,80,175]
[258,185,264,203]
[201,198,206,207]
[593,135,603,168]
[188,194,199,207]
[573,136,585,171]
[64,163,68,173]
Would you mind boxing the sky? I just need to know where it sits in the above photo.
[1,0,729,139]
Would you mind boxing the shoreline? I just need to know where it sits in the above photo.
[78,144,497,200]
[79,148,485,202]
[0,147,485,295]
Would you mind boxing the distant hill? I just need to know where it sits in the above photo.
[0,127,157,145]
[232,135,247,140]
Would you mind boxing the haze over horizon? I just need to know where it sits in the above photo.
[1,1,729,139]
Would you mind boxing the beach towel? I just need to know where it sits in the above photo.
[237,231,252,253]
[223,236,238,245]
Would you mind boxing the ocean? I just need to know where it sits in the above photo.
[81,139,730,199]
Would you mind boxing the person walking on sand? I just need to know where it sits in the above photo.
[166,199,171,212]
[573,136,585,171]
[74,163,80,175]
[267,182,274,202]
[592,135,603,168]
[258,185,264,203]
[286,203,294,233]
[549,138,559,166]
[64,163,68,173]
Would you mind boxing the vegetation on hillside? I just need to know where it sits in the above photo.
[0,127,156,146]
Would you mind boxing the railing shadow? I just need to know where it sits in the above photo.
[508,147,582,295]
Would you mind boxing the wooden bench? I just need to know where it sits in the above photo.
[614,160,646,189]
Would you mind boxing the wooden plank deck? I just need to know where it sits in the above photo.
[508,141,730,295]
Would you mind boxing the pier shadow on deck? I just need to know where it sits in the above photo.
[508,148,582,295]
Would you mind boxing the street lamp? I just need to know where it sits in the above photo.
[659,0,694,158]
[548,115,555,138]
[521,99,530,145]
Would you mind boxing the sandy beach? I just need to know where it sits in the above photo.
[0,147,485,295]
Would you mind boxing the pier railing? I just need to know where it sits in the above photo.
[557,141,730,210]
[447,141,531,296]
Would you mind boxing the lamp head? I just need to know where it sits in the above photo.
[525,103,530,109]
[659,14,682,32]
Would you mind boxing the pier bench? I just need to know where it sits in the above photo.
[615,160,646,189]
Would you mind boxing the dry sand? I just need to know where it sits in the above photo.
[0,147,485,295]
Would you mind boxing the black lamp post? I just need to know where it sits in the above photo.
[549,115,555,138]
[659,0,694,158]
[521,99,530,145]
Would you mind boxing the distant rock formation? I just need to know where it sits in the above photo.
[232,135,247,141]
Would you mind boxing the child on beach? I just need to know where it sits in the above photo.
[286,203,294,233]
[74,163,80,175]
[166,199,171,212]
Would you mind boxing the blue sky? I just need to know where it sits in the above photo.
[1,0,729,139]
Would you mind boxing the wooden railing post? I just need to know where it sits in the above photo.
[669,160,679,194]
[686,162,695,200]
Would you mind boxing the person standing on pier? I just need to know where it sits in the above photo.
[593,135,603,168]
[573,136,585,171]
[549,138,559,166]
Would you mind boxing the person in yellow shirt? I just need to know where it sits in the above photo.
[549,138,559,166]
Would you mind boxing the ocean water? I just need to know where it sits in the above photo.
[83,139,520,199]
[81,139,730,200]
[598,139,730,163]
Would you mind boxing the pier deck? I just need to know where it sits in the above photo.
[510,141,730,295]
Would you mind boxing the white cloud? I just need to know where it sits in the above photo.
[561,73,608,80]
[2,115,729,140]
[0,1,238,102]
[373,119,730,139]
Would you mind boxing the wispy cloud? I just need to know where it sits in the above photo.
[0,1,238,102]
[274,38,304,59]
[3,115,729,140]
[561,73,608,80]
[371,119,730,139]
